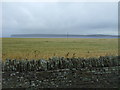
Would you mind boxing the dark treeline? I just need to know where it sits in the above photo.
[2,56,120,72]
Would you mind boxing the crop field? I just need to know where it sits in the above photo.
[2,38,118,60]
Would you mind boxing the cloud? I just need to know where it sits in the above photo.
[2,2,118,37]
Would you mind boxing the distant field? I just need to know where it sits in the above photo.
[2,38,118,60]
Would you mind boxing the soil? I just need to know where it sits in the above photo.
[2,66,120,89]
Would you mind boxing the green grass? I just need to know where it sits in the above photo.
[2,38,118,60]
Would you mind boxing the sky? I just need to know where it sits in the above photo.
[2,2,118,37]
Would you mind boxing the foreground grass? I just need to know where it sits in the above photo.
[2,38,118,60]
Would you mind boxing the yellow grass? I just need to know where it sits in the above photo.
[2,38,118,60]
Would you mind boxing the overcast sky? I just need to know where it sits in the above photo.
[2,2,118,37]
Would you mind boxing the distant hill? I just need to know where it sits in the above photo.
[11,34,119,38]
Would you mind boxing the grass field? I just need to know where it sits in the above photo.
[2,38,118,60]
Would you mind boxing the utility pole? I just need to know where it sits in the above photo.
[67,32,68,40]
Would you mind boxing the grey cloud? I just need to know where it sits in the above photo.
[2,2,118,37]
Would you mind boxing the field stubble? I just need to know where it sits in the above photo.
[2,38,118,60]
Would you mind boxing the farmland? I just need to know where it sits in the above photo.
[2,38,120,88]
[2,38,118,60]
